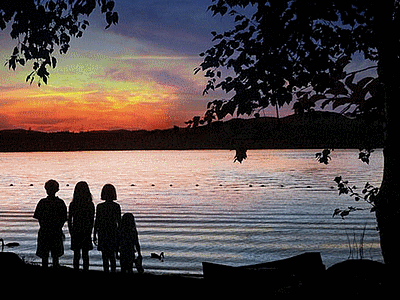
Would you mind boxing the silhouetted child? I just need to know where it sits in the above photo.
[118,213,143,273]
[33,180,67,268]
[68,181,95,271]
[93,184,121,272]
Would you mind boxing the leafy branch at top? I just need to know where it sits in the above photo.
[1,0,118,86]
[293,64,382,122]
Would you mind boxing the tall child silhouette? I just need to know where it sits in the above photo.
[33,180,67,268]
[68,181,95,271]
[93,184,121,272]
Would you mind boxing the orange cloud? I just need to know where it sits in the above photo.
[0,85,183,131]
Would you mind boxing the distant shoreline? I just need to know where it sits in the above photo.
[0,112,383,153]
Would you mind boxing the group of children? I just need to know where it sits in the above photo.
[33,179,142,273]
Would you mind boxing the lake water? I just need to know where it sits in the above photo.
[0,149,384,274]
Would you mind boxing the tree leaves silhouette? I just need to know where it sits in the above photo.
[197,0,400,268]
[1,0,118,86]
[196,1,386,120]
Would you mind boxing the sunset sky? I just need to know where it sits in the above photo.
[0,0,293,132]
[0,1,373,132]
[0,1,222,131]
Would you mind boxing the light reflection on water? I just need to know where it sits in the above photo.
[0,149,383,274]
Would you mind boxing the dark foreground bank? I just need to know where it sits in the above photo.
[0,252,394,298]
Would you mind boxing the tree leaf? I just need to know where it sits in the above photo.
[52,57,57,69]
[334,176,342,184]
[106,1,115,11]
[112,12,119,25]
[345,73,356,90]
[26,71,34,82]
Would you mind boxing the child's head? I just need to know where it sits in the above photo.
[121,213,136,230]
[73,181,92,204]
[101,184,117,201]
[45,179,59,196]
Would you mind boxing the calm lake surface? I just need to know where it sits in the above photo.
[0,149,383,274]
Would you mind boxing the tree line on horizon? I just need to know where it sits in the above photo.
[0,111,383,152]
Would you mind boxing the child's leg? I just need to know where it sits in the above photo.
[120,256,132,273]
[120,255,126,273]
[121,263,127,273]
[73,249,81,270]
[101,251,110,272]
[82,250,89,271]
[42,256,49,268]
[127,261,133,273]
[52,256,59,268]
[109,251,116,273]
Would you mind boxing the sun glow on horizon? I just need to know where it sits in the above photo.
[0,83,186,132]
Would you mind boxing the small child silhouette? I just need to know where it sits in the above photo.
[93,184,121,272]
[118,213,143,273]
[33,180,67,268]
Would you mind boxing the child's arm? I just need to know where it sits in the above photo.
[136,243,142,257]
[33,200,44,227]
[134,229,142,257]
[58,201,68,229]
[67,203,73,233]
[89,202,95,233]
[93,226,97,245]
[93,207,98,245]
[116,204,121,228]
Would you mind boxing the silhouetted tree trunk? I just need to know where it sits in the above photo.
[374,3,400,269]
[275,104,281,127]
